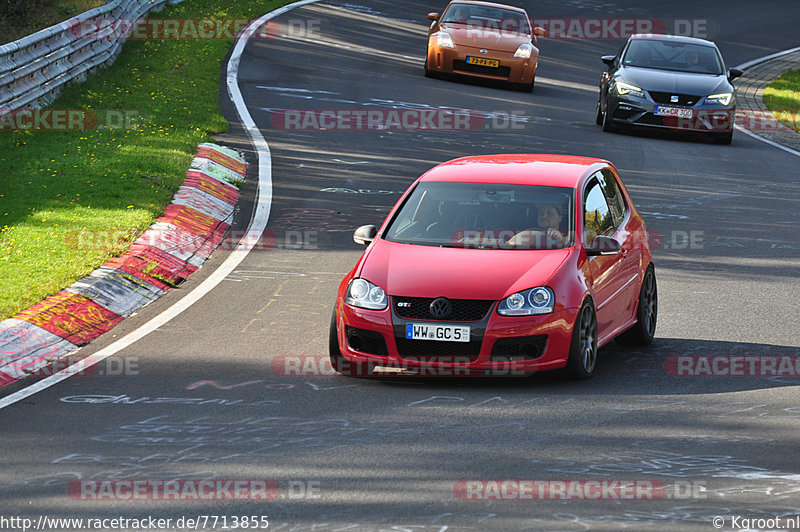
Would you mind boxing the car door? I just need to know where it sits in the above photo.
[582,172,635,339]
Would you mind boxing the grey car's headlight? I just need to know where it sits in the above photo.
[436,32,455,49]
[615,82,644,98]
[705,92,733,106]
[498,287,555,316]
[346,278,388,310]
[513,43,533,59]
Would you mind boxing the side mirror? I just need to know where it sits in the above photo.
[533,26,546,37]
[601,55,616,68]
[586,235,621,256]
[427,12,439,21]
[354,225,378,246]
[728,68,744,81]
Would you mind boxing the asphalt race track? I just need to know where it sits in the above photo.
[2,1,800,530]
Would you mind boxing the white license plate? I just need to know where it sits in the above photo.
[405,323,470,342]
[655,106,693,119]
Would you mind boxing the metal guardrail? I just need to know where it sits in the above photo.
[0,0,183,110]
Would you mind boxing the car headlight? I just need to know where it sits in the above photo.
[497,287,555,316]
[705,92,733,106]
[615,82,644,98]
[346,278,388,310]
[436,32,455,49]
[513,43,533,59]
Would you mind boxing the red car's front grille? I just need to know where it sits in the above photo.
[393,297,493,322]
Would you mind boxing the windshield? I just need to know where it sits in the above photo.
[623,40,724,75]
[441,3,531,34]
[384,182,574,250]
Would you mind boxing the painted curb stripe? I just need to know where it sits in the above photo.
[172,187,235,220]
[64,266,166,318]
[198,142,245,161]
[195,146,248,174]
[0,142,244,387]
[183,173,240,204]
[0,320,79,384]
[189,158,245,186]
[135,222,224,265]
[15,291,123,346]
[158,204,229,236]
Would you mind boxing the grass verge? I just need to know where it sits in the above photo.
[763,69,800,132]
[0,0,292,320]
[0,1,106,45]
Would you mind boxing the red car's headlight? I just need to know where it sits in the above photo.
[498,287,554,316]
[346,278,388,310]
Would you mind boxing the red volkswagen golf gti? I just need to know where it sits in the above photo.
[330,154,657,379]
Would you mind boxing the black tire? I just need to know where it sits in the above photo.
[329,310,373,377]
[565,301,598,379]
[424,57,433,78]
[517,77,534,93]
[595,99,604,126]
[602,102,617,132]
[712,131,733,145]
[617,265,658,345]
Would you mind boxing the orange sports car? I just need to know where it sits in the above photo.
[425,1,545,92]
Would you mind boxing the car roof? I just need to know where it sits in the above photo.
[630,33,719,48]
[446,0,528,14]
[419,154,610,188]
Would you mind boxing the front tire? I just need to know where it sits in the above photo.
[424,57,434,78]
[595,99,604,125]
[602,101,617,132]
[617,265,657,345]
[517,76,534,93]
[565,301,598,379]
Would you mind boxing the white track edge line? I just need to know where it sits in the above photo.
[732,47,800,158]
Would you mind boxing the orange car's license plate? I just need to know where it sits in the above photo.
[466,56,500,68]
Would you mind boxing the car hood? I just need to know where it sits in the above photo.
[618,66,730,96]
[358,239,570,300]
[440,23,530,52]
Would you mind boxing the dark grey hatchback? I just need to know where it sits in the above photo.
[595,34,743,144]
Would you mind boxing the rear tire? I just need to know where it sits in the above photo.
[329,310,374,377]
[616,265,657,345]
[565,301,598,379]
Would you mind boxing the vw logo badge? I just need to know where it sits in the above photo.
[480,49,488,55]
[429,298,452,319]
